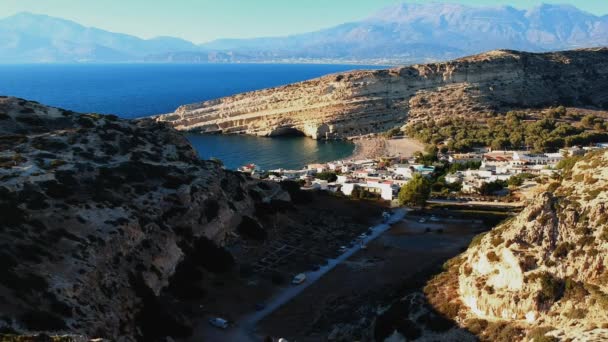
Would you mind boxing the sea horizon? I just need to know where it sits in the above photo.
[0,63,374,168]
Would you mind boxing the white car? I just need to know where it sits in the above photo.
[208,317,229,329]
[292,273,307,285]
[418,218,427,223]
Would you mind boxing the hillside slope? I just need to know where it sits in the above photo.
[455,150,608,340]
[0,97,289,340]
[156,48,608,139]
[395,150,608,341]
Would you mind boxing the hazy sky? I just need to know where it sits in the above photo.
[1,0,607,43]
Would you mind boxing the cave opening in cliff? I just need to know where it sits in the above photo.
[269,127,305,137]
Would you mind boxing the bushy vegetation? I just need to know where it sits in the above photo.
[528,326,558,342]
[413,147,439,165]
[528,272,564,305]
[315,171,338,182]
[507,173,535,187]
[556,155,584,180]
[398,174,431,207]
[478,180,507,196]
[464,318,488,335]
[383,127,403,138]
[405,110,608,152]
[486,251,500,262]
[552,242,574,258]
[448,160,481,173]
[484,321,524,342]
[468,232,488,248]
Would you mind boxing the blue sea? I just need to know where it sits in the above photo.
[0,63,382,169]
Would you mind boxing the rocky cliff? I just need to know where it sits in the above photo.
[156,48,608,139]
[0,97,288,341]
[455,150,608,340]
[404,150,608,341]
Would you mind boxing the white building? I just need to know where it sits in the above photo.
[341,182,397,201]
[512,152,563,166]
[336,175,350,184]
[445,173,463,184]
[311,179,329,190]
[392,164,413,179]
[307,163,327,173]
[449,153,483,164]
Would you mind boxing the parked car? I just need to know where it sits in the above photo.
[382,211,391,221]
[208,317,229,329]
[292,273,307,285]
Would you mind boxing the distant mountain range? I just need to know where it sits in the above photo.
[2,3,608,64]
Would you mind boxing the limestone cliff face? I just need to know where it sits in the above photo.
[157,48,608,139]
[0,97,288,340]
[457,150,608,340]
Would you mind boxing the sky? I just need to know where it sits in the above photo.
[1,0,607,43]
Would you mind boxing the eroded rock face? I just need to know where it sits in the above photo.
[457,150,608,340]
[156,48,608,139]
[0,97,288,340]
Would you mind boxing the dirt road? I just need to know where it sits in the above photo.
[192,209,407,341]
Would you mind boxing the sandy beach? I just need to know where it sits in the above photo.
[346,136,425,160]
[385,136,426,158]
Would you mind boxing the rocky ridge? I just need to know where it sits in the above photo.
[0,97,288,341]
[386,150,608,341]
[455,150,608,340]
[156,48,608,139]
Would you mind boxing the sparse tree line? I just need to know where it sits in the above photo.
[405,107,608,153]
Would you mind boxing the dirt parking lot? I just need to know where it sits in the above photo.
[257,213,494,341]
[182,192,386,341]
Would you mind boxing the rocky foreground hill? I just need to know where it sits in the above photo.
[156,48,608,139]
[374,150,608,341]
[0,97,293,340]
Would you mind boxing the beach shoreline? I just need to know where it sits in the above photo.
[343,135,425,161]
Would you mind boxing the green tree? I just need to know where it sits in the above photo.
[398,174,431,207]
[581,114,597,128]
[478,180,507,196]
[383,127,402,138]
[316,172,337,182]
[490,138,508,151]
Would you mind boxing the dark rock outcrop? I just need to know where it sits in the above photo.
[0,97,288,341]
